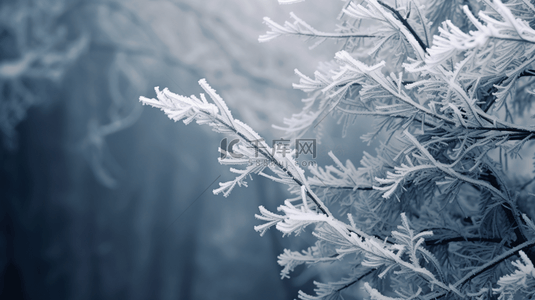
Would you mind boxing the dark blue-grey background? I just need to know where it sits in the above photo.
[0,1,372,299]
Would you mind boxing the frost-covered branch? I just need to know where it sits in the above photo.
[143,0,535,299]
[140,79,333,216]
[425,238,535,299]
[260,12,376,44]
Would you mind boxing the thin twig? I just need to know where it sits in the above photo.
[425,238,535,299]
[377,0,428,52]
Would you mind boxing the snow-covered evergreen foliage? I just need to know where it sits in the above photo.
[141,0,535,298]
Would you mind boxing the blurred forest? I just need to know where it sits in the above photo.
[0,0,373,299]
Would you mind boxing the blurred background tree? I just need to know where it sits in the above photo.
[0,0,360,299]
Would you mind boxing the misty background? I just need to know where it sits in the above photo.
[0,0,373,299]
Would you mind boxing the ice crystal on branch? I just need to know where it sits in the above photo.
[141,0,535,299]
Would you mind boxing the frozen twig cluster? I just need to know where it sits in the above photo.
[141,0,535,299]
